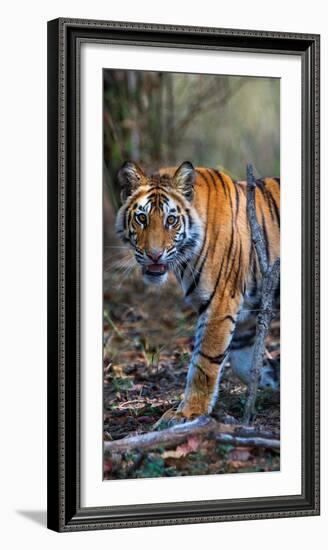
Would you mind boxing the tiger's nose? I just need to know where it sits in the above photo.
[146,249,163,262]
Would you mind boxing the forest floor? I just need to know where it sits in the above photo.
[103,224,280,480]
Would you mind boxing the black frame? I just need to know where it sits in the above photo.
[47,18,320,532]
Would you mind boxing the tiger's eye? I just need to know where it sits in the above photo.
[167,215,176,226]
[136,213,147,224]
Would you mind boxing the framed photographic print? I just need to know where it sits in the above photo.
[47,18,320,532]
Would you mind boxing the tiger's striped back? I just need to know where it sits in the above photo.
[162,167,280,312]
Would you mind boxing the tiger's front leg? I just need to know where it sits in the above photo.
[179,307,237,418]
[158,295,242,426]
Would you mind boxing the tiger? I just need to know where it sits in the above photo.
[115,161,280,425]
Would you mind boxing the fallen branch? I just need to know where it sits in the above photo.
[104,416,280,454]
[243,164,280,424]
[213,433,280,450]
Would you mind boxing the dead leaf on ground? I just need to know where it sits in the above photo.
[162,436,200,459]
[228,447,253,462]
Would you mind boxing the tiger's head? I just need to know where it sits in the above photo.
[115,161,203,285]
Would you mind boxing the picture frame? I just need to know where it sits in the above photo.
[47,18,320,532]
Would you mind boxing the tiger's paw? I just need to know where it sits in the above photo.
[154,402,208,430]
[154,408,192,430]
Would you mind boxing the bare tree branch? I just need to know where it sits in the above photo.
[104,416,280,454]
[175,79,248,138]
[246,164,269,274]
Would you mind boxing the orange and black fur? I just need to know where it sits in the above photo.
[116,161,280,425]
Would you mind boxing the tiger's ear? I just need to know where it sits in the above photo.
[173,162,195,201]
[117,161,146,201]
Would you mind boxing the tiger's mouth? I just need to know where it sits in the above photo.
[142,263,168,277]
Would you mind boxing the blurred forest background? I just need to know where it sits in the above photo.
[104,70,280,210]
[103,70,280,480]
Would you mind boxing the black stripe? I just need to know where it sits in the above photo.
[249,251,258,298]
[207,168,218,192]
[255,179,270,220]
[179,259,189,278]
[143,198,153,211]
[234,182,240,218]
[230,240,243,298]
[209,169,225,257]
[199,348,230,364]
[223,210,236,282]
[214,169,228,198]
[268,190,280,228]
[194,364,210,382]
[273,177,280,186]
[230,339,256,351]
[186,209,193,229]
[185,250,208,296]
[222,179,238,285]
[198,258,225,314]
[265,189,276,222]
[225,178,234,218]
[217,174,239,289]
[145,192,157,202]
[166,245,175,255]
[196,319,206,333]
[230,328,256,350]
[145,191,170,204]
[223,233,236,292]
[223,315,236,324]
[258,179,280,228]
[233,327,256,342]
[194,169,210,268]
[178,235,198,259]
[275,282,280,305]
[262,216,270,263]
[255,178,266,196]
